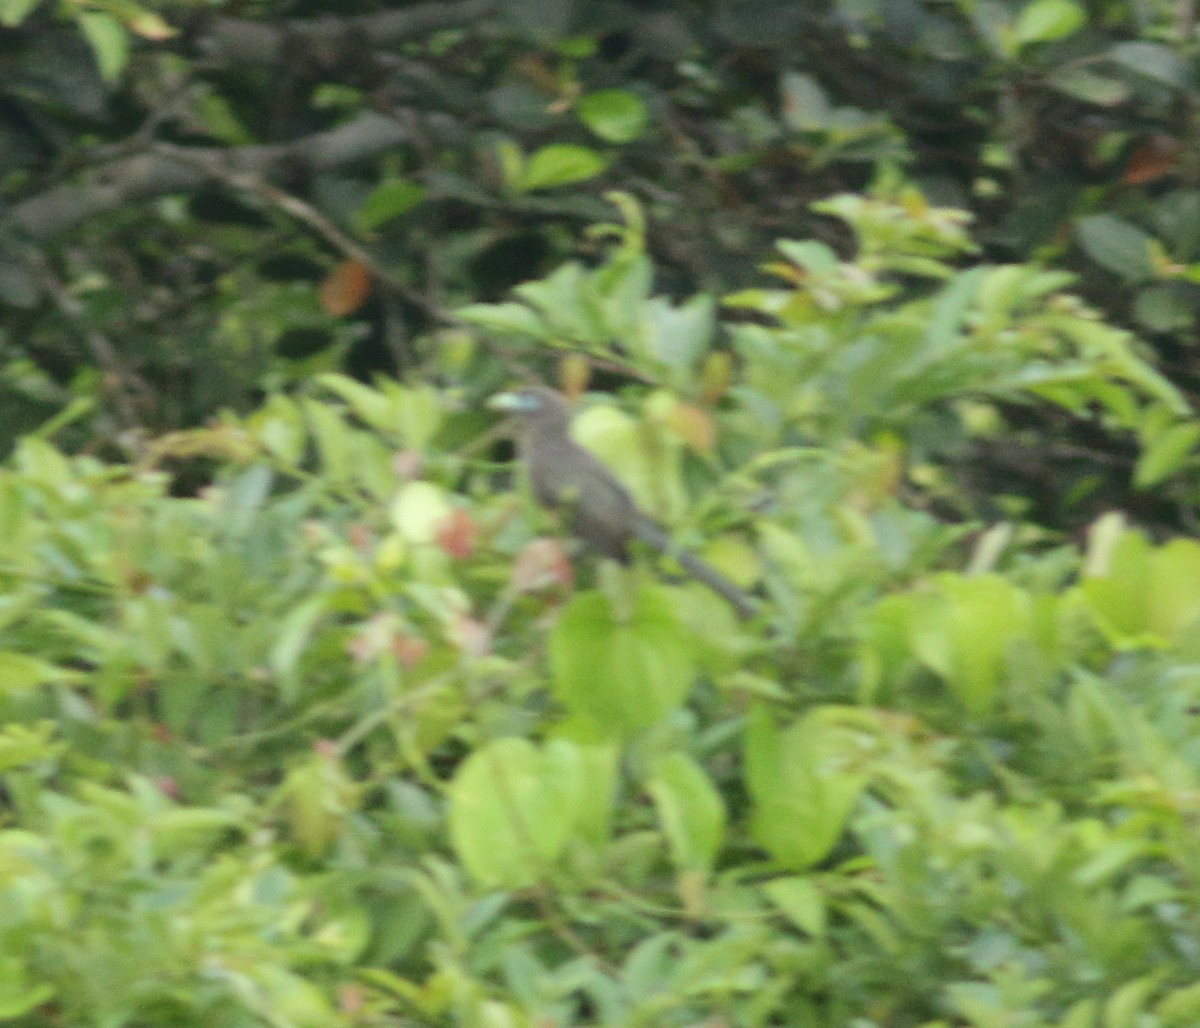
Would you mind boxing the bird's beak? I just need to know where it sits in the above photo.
[487,391,532,413]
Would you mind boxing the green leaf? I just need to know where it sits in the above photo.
[0,652,71,692]
[0,723,63,773]
[448,737,587,888]
[1048,67,1130,106]
[494,138,525,187]
[646,753,726,875]
[269,596,327,699]
[1134,421,1200,488]
[316,373,392,428]
[314,376,444,450]
[517,144,610,192]
[513,261,610,342]
[250,394,306,465]
[1081,529,1200,646]
[150,806,247,861]
[775,239,840,273]
[1015,0,1085,44]
[254,967,340,1025]
[356,178,427,231]
[0,957,55,1019]
[638,294,715,371]
[280,752,352,859]
[558,738,618,843]
[194,93,252,145]
[762,876,826,937]
[920,265,986,359]
[577,89,649,143]
[1157,979,1200,1021]
[303,399,353,484]
[1146,540,1200,641]
[938,574,1030,716]
[1105,973,1169,1028]
[745,705,873,869]
[0,0,41,28]
[549,587,695,737]
[1075,215,1155,283]
[858,593,917,702]
[779,71,832,131]
[1133,285,1194,334]
[78,12,129,83]
[1109,41,1189,87]
[454,301,546,337]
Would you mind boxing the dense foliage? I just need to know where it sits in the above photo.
[3,1,1200,1025]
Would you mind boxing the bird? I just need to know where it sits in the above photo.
[488,386,757,620]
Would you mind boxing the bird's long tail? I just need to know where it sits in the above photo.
[633,517,757,620]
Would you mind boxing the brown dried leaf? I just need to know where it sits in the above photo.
[319,259,372,316]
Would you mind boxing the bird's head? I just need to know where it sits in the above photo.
[487,386,571,430]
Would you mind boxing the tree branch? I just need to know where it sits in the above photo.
[8,113,412,243]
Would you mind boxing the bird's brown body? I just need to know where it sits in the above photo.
[489,387,756,619]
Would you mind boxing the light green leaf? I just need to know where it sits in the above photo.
[316,373,392,428]
[250,394,306,465]
[938,574,1030,715]
[269,597,327,698]
[0,723,62,773]
[304,399,353,484]
[577,89,649,143]
[1081,529,1200,646]
[0,956,55,1018]
[647,753,726,874]
[78,12,129,83]
[448,738,587,888]
[1015,0,1085,44]
[1134,421,1200,489]
[1157,979,1200,1021]
[356,179,427,231]
[762,876,826,936]
[549,587,694,737]
[517,144,610,192]
[0,652,71,692]
[745,705,873,869]
[454,302,546,337]
[1105,973,1169,1028]
[0,0,41,28]
[637,294,715,371]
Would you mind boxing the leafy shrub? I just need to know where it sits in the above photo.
[1,184,1200,1025]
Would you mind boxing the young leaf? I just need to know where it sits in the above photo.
[448,737,587,888]
[647,753,726,875]
[549,587,695,737]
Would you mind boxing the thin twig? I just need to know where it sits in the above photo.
[151,142,447,320]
